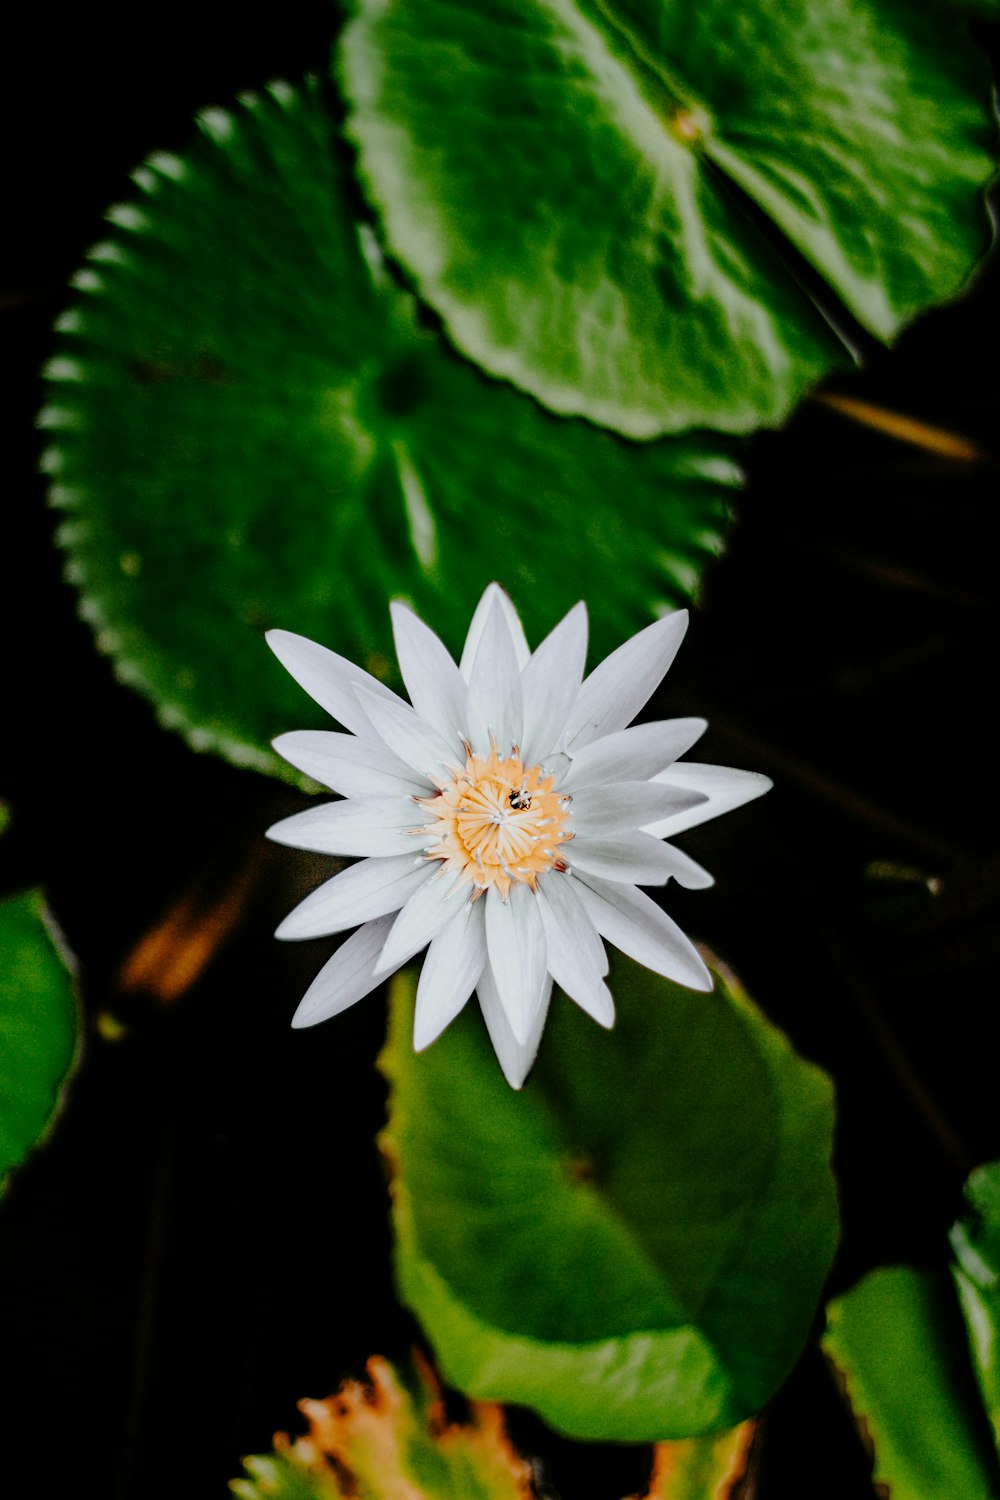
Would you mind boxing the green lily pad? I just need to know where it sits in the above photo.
[644,1423,754,1498]
[951,1161,1000,1452]
[380,955,837,1441]
[41,81,737,777]
[0,889,79,1197]
[824,1265,1000,1499]
[339,0,997,438]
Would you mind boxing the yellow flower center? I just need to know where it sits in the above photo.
[416,742,572,900]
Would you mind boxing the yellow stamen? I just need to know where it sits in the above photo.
[415,744,572,900]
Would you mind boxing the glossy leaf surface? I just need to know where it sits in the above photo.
[0,890,78,1196]
[381,955,837,1440]
[42,82,736,777]
[340,0,996,437]
[951,1161,1000,1452]
[824,1266,1000,1500]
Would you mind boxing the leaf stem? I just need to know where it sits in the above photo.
[812,392,988,463]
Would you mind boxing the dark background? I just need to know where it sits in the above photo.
[1,4,998,1495]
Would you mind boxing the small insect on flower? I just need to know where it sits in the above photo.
[267,585,770,1088]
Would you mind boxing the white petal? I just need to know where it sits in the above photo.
[570,871,713,992]
[275,854,431,940]
[520,602,588,766]
[575,978,614,1028]
[536,872,614,1028]
[567,832,714,889]
[657,843,715,890]
[272,730,430,797]
[390,600,468,746]
[539,749,571,781]
[266,629,402,737]
[460,582,530,681]
[466,594,524,757]
[484,882,547,1044]
[536,869,609,979]
[375,869,470,976]
[413,899,487,1050]
[290,915,396,1028]
[644,763,773,839]
[353,684,457,780]
[561,718,707,791]
[569,781,707,839]
[563,610,689,750]
[478,964,552,1090]
[266,797,427,858]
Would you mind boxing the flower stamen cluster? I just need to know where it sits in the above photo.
[417,740,571,899]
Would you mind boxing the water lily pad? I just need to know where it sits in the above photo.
[0,889,79,1197]
[380,954,837,1440]
[643,1422,755,1499]
[824,1265,1000,1500]
[951,1161,1000,1452]
[340,0,996,437]
[41,81,736,777]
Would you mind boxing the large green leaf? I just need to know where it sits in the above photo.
[339,0,997,438]
[41,81,736,777]
[380,955,837,1441]
[951,1162,1000,1451]
[823,1266,1000,1499]
[0,889,79,1197]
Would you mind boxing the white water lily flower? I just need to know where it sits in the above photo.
[267,585,770,1088]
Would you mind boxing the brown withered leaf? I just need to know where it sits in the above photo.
[232,1354,538,1500]
[233,1355,756,1500]
[118,841,267,1003]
